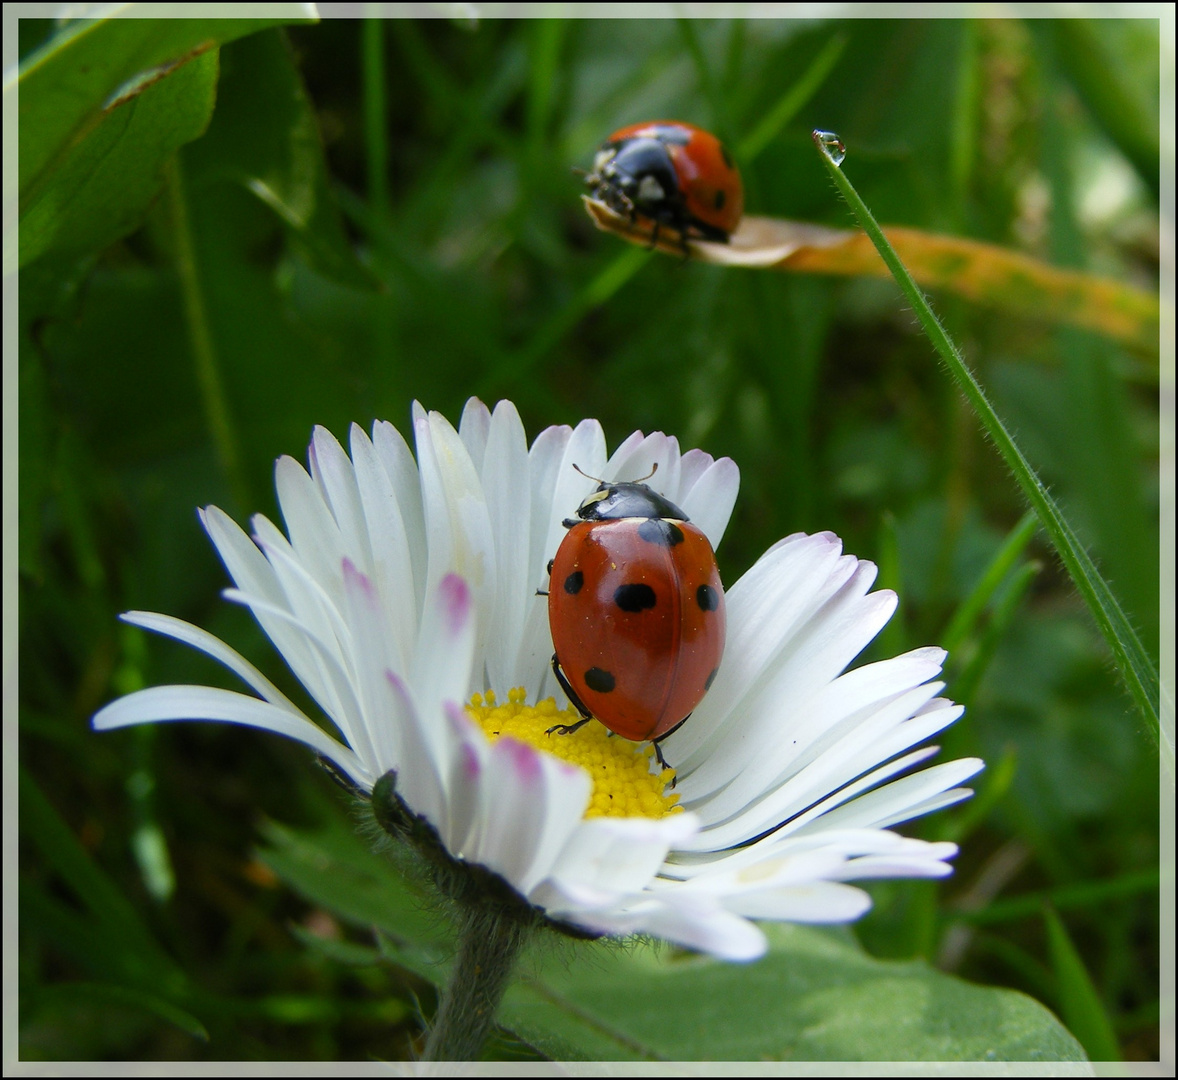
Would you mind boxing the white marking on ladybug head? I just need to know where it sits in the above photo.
[593,149,616,172]
[637,175,665,203]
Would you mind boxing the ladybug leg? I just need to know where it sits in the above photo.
[651,712,690,788]
[547,654,595,736]
[651,740,674,779]
[547,718,591,737]
[537,558,554,596]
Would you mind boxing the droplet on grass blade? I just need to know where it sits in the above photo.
[813,130,846,166]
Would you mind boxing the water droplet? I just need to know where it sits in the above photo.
[812,129,846,166]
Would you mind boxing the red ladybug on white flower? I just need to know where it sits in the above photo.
[547,472,726,750]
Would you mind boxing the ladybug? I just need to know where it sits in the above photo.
[546,471,726,749]
[584,121,744,248]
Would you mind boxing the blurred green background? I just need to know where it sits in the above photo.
[16,12,1162,1062]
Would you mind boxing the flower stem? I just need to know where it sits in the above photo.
[423,897,534,1061]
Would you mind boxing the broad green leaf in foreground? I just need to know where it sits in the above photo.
[502,925,1085,1062]
[260,813,1085,1062]
[19,48,219,268]
[15,9,317,268]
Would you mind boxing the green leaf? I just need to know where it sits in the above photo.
[30,982,208,1042]
[18,10,315,195]
[263,815,1084,1061]
[19,49,219,267]
[501,925,1085,1061]
[256,811,452,978]
[16,9,318,268]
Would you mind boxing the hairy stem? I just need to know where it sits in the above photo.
[423,898,534,1061]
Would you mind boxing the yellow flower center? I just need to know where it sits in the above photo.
[465,688,682,819]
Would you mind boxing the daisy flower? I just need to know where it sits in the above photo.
[94,399,982,1057]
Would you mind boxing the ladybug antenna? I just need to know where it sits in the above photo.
[572,462,659,485]
[572,463,606,484]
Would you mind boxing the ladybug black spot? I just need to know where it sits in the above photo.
[614,583,657,612]
[637,519,685,547]
[564,571,584,595]
[585,667,616,693]
[705,667,719,691]
[714,190,726,210]
[696,583,719,612]
[547,558,554,575]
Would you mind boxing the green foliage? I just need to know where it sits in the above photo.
[816,136,1160,749]
[259,814,1085,1061]
[18,12,1161,1063]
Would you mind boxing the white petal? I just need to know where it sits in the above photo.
[594,894,769,961]
[411,574,478,752]
[676,447,715,498]
[220,582,374,766]
[837,853,957,880]
[436,704,492,857]
[309,426,373,576]
[200,505,283,608]
[605,431,681,498]
[339,559,404,776]
[93,685,371,789]
[380,670,447,830]
[479,400,534,692]
[545,813,699,898]
[465,735,591,896]
[672,534,885,780]
[684,678,955,847]
[677,454,740,551]
[275,454,346,596]
[789,756,983,837]
[459,397,492,473]
[371,419,429,619]
[118,611,302,717]
[349,424,417,672]
[243,531,374,761]
[414,410,496,690]
[730,880,873,923]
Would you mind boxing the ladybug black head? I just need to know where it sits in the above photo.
[576,481,689,522]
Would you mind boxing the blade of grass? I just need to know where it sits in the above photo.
[20,768,186,995]
[812,132,1164,769]
[677,18,723,132]
[1044,906,1123,1061]
[1046,20,1160,201]
[957,868,1160,925]
[941,510,1038,656]
[474,246,651,398]
[164,155,248,515]
[738,33,847,164]
[950,560,1041,707]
